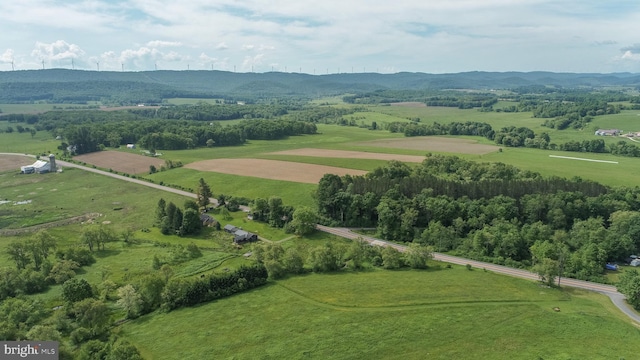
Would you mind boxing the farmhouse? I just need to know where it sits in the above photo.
[595,129,621,136]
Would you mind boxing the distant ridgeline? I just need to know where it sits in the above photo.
[1,69,640,104]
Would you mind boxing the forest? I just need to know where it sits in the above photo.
[316,155,640,282]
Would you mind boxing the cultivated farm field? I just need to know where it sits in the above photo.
[0,153,32,172]
[74,151,165,174]
[185,158,367,184]
[356,136,500,154]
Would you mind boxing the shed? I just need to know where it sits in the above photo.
[233,230,258,244]
[200,214,218,227]
[223,224,238,233]
[126,144,136,149]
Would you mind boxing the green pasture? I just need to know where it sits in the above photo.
[148,168,317,208]
[0,129,59,154]
[480,147,640,187]
[0,103,96,114]
[165,98,223,105]
[370,104,543,131]
[121,268,640,360]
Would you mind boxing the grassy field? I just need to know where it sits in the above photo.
[0,103,97,114]
[0,127,59,154]
[121,267,640,359]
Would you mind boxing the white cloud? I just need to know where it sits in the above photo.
[146,40,182,48]
[1,1,640,72]
[31,40,85,63]
[1,49,14,63]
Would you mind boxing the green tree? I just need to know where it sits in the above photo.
[404,243,432,269]
[26,325,61,342]
[62,278,93,303]
[47,259,80,284]
[290,206,317,236]
[73,298,110,335]
[156,198,167,225]
[107,340,143,360]
[27,231,56,271]
[617,268,640,310]
[6,241,31,270]
[282,247,305,274]
[196,178,212,209]
[382,246,403,269]
[179,208,202,236]
[117,284,143,319]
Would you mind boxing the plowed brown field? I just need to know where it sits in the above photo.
[357,136,499,154]
[73,151,165,174]
[268,148,425,162]
[0,154,32,172]
[185,159,367,184]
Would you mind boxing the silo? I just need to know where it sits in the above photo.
[49,154,56,173]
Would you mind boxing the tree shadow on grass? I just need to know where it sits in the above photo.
[94,249,122,259]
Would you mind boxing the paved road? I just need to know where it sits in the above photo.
[317,225,640,324]
[4,153,639,323]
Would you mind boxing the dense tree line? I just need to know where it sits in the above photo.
[161,264,268,311]
[386,120,549,149]
[128,103,293,121]
[254,240,433,280]
[155,199,202,236]
[315,156,640,282]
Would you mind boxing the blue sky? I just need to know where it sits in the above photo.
[1,0,640,73]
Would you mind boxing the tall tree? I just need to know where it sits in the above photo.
[196,178,212,209]
[117,285,143,319]
[290,206,317,236]
[617,269,640,310]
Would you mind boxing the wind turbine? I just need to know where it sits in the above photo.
[11,60,14,71]
[41,59,45,70]
[121,63,124,72]
[71,58,75,70]
[96,61,100,72]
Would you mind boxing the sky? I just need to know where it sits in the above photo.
[1,0,640,74]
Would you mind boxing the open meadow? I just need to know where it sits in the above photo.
[121,267,640,360]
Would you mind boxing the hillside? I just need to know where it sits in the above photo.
[0,69,639,104]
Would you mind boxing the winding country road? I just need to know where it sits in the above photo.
[3,152,639,323]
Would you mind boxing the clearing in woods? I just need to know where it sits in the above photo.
[267,148,426,162]
[184,158,367,184]
[389,102,427,107]
[73,151,165,174]
[356,136,500,155]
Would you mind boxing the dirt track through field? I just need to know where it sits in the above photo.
[267,148,426,162]
[357,136,499,155]
[185,159,367,184]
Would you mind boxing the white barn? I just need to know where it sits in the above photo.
[21,160,50,174]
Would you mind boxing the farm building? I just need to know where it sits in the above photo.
[21,155,56,174]
[595,129,621,136]
[222,224,257,244]
[200,214,218,227]
[223,224,239,233]
[233,230,258,244]
[126,144,136,149]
